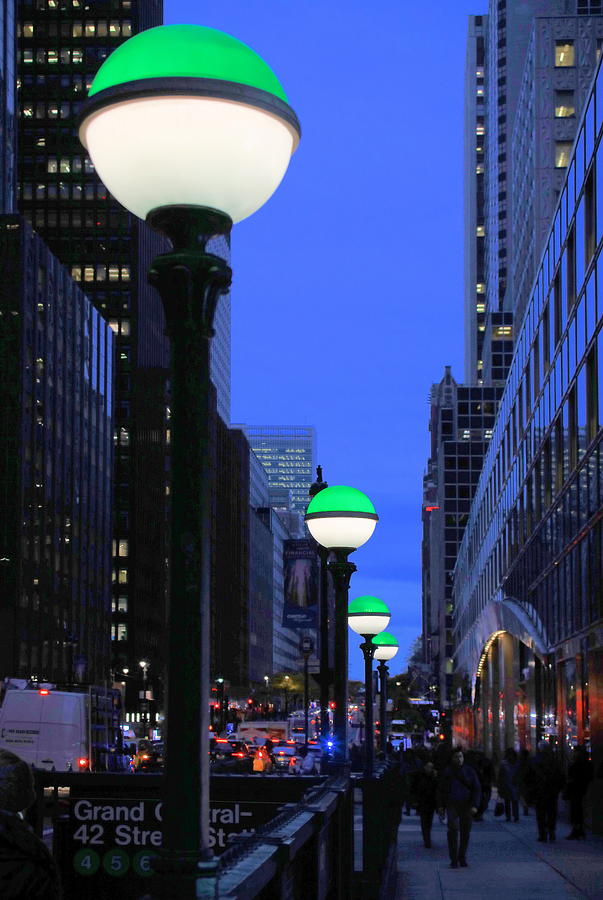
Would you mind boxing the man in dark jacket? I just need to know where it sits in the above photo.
[0,749,61,898]
[437,748,481,868]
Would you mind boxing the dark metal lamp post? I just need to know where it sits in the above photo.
[307,467,330,754]
[372,632,399,755]
[78,23,300,898]
[348,597,391,778]
[304,486,378,768]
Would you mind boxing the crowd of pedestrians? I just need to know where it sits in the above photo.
[390,739,594,869]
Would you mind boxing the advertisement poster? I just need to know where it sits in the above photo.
[283,539,318,629]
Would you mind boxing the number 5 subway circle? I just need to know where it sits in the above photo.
[72,799,163,848]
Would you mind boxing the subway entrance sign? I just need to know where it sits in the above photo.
[49,773,325,899]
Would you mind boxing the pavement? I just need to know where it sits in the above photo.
[393,803,603,899]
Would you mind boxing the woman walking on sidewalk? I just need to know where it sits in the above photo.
[497,748,520,822]
[412,759,438,848]
[437,748,481,868]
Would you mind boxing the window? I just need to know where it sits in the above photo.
[118,539,129,557]
[111,624,128,641]
[118,568,128,584]
[555,91,575,117]
[555,142,572,168]
[555,41,574,67]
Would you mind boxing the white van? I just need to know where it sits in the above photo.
[0,685,128,772]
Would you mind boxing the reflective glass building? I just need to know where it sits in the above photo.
[235,426,316,514]
[0,214,113,683]
[453,55,603,830]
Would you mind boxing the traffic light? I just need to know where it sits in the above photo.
[329,701,336,710]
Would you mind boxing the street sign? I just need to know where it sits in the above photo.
[62,795,285,897]
[301,636,314,655]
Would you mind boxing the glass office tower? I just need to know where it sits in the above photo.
[0,214,113,683]
[235,426,316,514]
[453,56,603,832]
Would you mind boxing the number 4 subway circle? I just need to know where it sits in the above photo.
[73,799,163,847]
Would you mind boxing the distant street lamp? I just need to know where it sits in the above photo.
[78,23,299,895]
[372,631,399,754]
[305,485,378,766]
[348,597,391,777]
[307,466,331,754]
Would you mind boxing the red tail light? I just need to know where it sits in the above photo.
[78,757,89,769]
[232,752,245,758]
[38,689,50,695]
[140,754,150,760]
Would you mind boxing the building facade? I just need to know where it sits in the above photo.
[0,214,113,683]
[464,14,488,385]
[452,57,603,831]
[511,13,603,330]
[236,425,316,514]
[15,0,232,708]
[422,368,502,711]
[1,0,16,213]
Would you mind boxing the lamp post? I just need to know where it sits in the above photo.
[263,675,270,716]
[305,485,378,767]
[372,632,399,755]
[307,466,330,753]
[78,24,300,896]
[139,659,150,737]
[348,597,391,778]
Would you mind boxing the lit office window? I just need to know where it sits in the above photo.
[118,568,128,584]
[118,540,129,557]
[555,142,572,168]
[555,41,574,67]
[555,91,575,117]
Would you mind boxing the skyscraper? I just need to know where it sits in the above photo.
[15,1,232,708]
[0,0,16,213]
[235,425,316,514]
[0,214,113,683]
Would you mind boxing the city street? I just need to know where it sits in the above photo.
[394,806,603,899]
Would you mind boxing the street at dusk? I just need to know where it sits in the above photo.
[0,0,602,898]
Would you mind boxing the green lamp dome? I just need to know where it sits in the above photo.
[79,24,300,224]
[88,24,289,102]
[371,631,398,648]
[306,485,377,517]
[305,485,378,551]
[372,630,399,662]
[348,596,391,636]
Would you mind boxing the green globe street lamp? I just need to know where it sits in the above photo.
[348,597,390,777]
[305,486,378,767]
[79,24,299,895]
[372,631,399,755]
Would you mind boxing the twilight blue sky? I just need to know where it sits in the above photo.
[166,0,485,679]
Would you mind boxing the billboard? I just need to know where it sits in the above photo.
[282,539,318,629]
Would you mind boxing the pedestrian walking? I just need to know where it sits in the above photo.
[516,748,531,815]
[412,759,438,848]
[466,750,493,820]
[565,745,593,840]
[437,747,481,868]
[0,749,62,898]
[497,748,520,822]
[400,749,420,816]
[524,740,565,842]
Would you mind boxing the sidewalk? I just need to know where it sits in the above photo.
[394,805,603,899]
